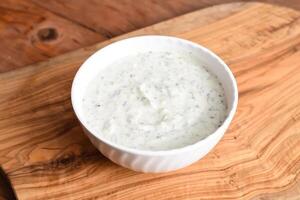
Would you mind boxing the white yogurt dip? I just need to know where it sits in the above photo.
[82,51,227,150]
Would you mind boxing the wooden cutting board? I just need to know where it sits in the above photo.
[1,2,300,199]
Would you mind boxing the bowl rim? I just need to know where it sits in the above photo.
[71,35,238,156]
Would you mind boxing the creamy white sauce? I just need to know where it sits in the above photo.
[82,51,227,150]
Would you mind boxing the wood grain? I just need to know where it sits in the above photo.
[0,0,105,72]
[31,0,300,38]
[1,0,300,72]
[0,2,300,200]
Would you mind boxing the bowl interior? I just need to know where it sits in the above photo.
[71,35,238,153]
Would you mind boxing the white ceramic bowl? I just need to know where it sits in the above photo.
[71,35,238,173]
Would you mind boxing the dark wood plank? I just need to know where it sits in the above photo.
[0,168,15,200]
[31,0,300,38]
[31,0,218,37]
[1,0,300,73]
[0,0,105,72]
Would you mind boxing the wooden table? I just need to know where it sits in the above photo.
[0,0,300,73]
[0,1,300,199]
